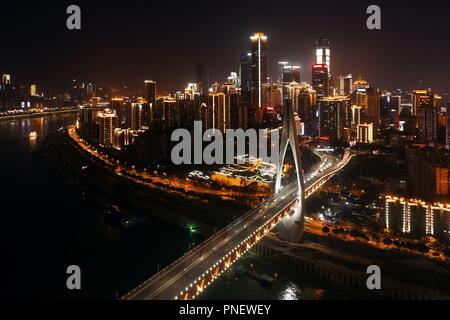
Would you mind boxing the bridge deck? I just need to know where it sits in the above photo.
[122,152,351,300]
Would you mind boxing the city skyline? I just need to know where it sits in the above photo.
[1,0,450,304]
[1,1,450,92]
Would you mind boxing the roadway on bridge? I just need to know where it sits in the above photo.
[122,151,350,300]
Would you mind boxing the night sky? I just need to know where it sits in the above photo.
[1,0,450,92]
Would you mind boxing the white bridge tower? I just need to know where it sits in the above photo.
[275,98,306,243]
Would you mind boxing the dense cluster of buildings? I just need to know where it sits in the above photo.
[0,74,99,111]
[0,74,44,110]
[72,33,450,170]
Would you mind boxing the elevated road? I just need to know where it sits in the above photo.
[122,151,353,300]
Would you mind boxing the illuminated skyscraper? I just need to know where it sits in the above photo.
[413,90,439,143]
[446,104,450,149]
[111,98,125,127]
[163,98,179,128]
[239,52,252,103]
[250,32,268,124]
[144,80,156,105]
[351,79,369,112]
[30,84,37,97]
[351,105,362,129]
[365,87,381,128]
[385,196,450,241]
[413,89,436,116]
[285,82,315,122]
[282,65,301,84]
[1,74,11,85]
[184,83,200,101]
[131,103,144,130]
[207,93,231,132]
[268,84,283,110]
[317,96,350,142]
[98,109,118,147]
[381,92,402,125]
[357,123,374,143]
[338,74,353,96]
[227,72,238,86]
[277,61,289,84]
[315,38,331,72]
[312,64,329,97]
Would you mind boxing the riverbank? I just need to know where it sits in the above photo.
[0,108,78,121]
[251,232,450,299]
[40,129,246,235]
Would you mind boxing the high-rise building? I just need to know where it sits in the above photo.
[196,63,210,96]
[418,106,437,144]
[131,103,144,130]
[184,83,200,101]
[277,61,289,84]
[282,65,301,84]
[318,96,350,142]
[239,52,252,102]
[380,92,402,127]
[1,74,11,86]
[86,83,95,97]
[407,146,450,201]
[113,128,131,151]
[230,94,247,130]
[285,82,316,122]
[98,109,118,147]
[144,80,156,105]
[365,87,381,135]
[227,72,238,86]
[413,89,438,116]
[207,93,231,132]
[110,98,126,127]
[351,105,362,130]
[446,104,450,149]
[315,38,331,72]
[312,64,329,97]
[351,79,369,107]
[163,99,179,128]
[338,74,353,96]
[29,84,37,97]
[357,123,374,143]
[250,32,268,124]
[268,84,283,110]
[384,196,450,241]
[413,90,439,143]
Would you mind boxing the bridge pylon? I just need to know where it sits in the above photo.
[275,98,306,243]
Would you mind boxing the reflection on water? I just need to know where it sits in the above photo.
[200,252,345,300]
[279,282,301,300]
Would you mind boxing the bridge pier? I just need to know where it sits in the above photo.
[278,206,304,243]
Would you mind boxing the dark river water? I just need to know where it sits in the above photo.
[0,114,345,300]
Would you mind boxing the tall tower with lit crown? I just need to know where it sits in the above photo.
[250,32,268,126]
[315,38,331,72]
